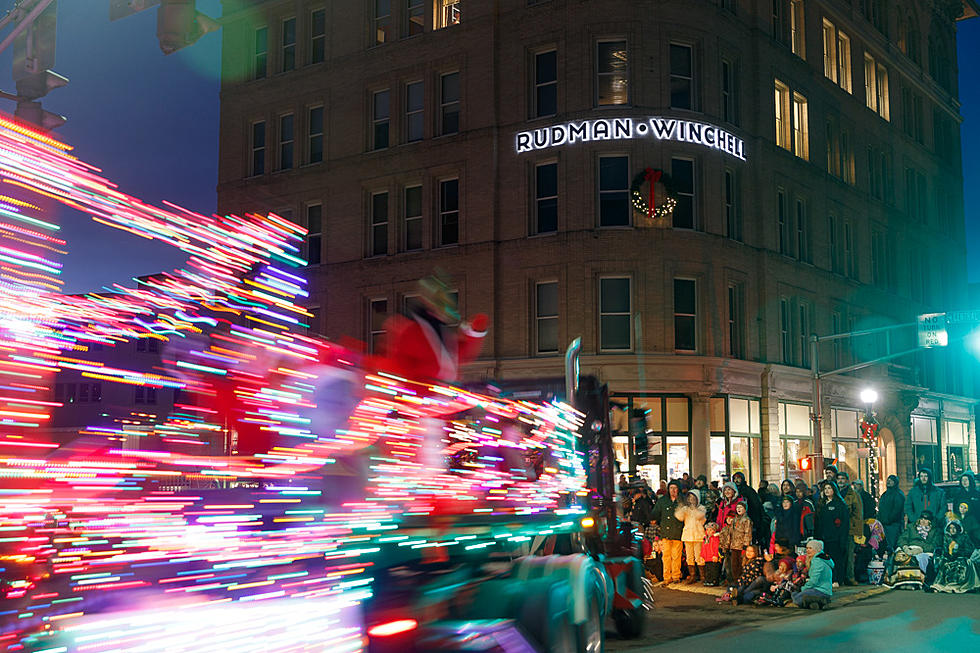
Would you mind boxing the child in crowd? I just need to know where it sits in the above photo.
[701,522,722,586]
[720,543,765,605]
[719,514,735,582]
[729,502,753,580]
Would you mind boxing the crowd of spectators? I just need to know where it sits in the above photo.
[618,466,980,607]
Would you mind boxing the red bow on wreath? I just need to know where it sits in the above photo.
[643,168,663,221]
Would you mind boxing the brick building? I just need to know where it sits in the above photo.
[215,0,979,491]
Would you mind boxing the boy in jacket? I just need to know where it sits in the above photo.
[792,539,833,608]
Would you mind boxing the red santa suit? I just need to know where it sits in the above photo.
[382,311,488,382]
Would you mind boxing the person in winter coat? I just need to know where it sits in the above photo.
[949,470,980,518]
[904,467,946,527]
[792,539,834,608]
[780,479,796,500]
[878,475,905,553]
[928,519,980,593]
[772,496,803,551]
[728,544,766,604]
[815,481,849,585]
[695,474,720,521]
[728,502,753,580]
[795,479,816,540]
[701,521,722,586]
[835,471,864,585]
[650,480,685,585]
[733,471,765,544]
[631,488,655,526]
[715,482,745,526]
[852,479,876,519]
[955,501,980,545]
[676,489,707,583]
[897,510,942,553]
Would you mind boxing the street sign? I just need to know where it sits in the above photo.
[917,313,948,348]
[947,310,980,324]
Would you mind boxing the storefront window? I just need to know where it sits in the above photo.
[666,436,689,480]
[945,420,968,479]
[831,408,867,486]
[778,401,812,480]
[710,396,761,484]
[710,436,727,483]
[609,395,691,480]
[912,415,938,479]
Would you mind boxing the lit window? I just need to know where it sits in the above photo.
[774,80,790,150]
[310,9,325,64]
[406,81,424,142]
[406,0,424,36]
[837,31,852,92]
[370,191,388,256]
[281,17,296,72]
[864,54,877,112]
[596,40,628,106]
[793,91,809,160]
[440,72,459,135]
[437,0,461,29]
[279,114,294,170]
[439,178,459,245]
[535,281,559,354]
[374,0,392,44]
[599,277,631,351]
[372,89,390,149]
[534,162,558,234]
[875,63,890,120]
[308,106,324,163]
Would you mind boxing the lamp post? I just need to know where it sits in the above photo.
[859,388,880,499]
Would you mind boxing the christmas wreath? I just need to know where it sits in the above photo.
[630,168,677,222]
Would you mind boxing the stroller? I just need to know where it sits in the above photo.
[885,546,927,590]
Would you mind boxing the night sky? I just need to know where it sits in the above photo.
[0,4,978,294]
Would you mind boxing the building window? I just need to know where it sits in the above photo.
[369,299,388,354]
[308,106,324,164]
[403,185,423,251]
[534,50,558,118]
[774,80,790,150]
[437,0,461,29]
[406,0,424,36]
[780,298,791,364]
[439,178,459,246]
[790,0,804,57]
[281,17,296,72]
[598,155,629,227]
[254,27,267,79]
[440,72,460,135]
[534,161,558,234]
[306,204,322,265]
[370,191,388,256]
[251,120,265,175]
[839,128,853,183]
[535,281,559,354]
[823,19,851,91]
[309,9,325,64]
[721,58,738,125]
[871,229,885,286]
[832,311,843,368]
[863,54,889,120]
[828,214,839,274]
[368,90,390,150]
[279,114,294,170]
[374,0,392,44]
[599,277,631,351]
[92,383,102,403]
[777,189,790,256]
[596,40,628,106]
[669,43,694,110]
[728,283,745,359]
[724,169,741,241]
[773,0,804,57]
[674,279,697,352]
[671,157,695,230]
[902,87,923,143]
[796,198,809,263]
[843,220,855,279]
[792,92,809,161]
[406,81,424,142]
[798,302,810,368]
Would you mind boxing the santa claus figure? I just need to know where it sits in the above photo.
[382,274,487,383]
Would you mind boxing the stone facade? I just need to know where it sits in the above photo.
[216,0,979,491]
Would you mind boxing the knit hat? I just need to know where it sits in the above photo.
[722,481,738,495]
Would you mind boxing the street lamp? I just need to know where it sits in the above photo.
[860,388,879,405]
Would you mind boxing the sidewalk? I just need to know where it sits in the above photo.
[660,579,891,607]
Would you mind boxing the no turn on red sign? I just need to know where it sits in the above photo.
[917,313,948,348]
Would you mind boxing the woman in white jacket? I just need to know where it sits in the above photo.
[676,489,707,584]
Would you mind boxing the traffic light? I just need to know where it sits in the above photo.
[11,0,68,131]
[799,454,812,471]
[156,0,220,55]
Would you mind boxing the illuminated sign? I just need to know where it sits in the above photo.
[515,117,746,161]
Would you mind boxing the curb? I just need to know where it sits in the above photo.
[656,582,891,604]
[831,584,891,607]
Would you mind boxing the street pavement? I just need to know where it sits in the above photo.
[607,585,980,651]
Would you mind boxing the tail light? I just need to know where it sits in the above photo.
[368,618,419,638]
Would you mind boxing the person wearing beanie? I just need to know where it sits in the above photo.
[878,474,905,553]
[835,470,863,585]
[824,464,839,483]
[792,539,833,608]
[715,481,745,526]
[695,474,720,520]
[904,467,945,527]
[732,471,765,544]
[650,480,685,585]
